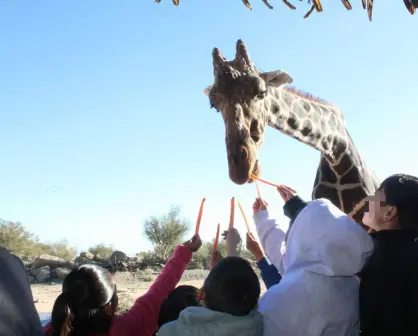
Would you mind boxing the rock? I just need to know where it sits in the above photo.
[94,253,105,262]
[32,254,67,270]
[80,251,94,260]
[109,251,127,267]
[32,265,50,277]
[35,267,51,283]
[28,276,36,284]
[54,267,71,279]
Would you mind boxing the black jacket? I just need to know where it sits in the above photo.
[283,196,308,223]
[359,229,418,335]
[0,248,43,336]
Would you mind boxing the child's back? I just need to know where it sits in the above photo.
[158,257,263,336]
[255,198,374,336]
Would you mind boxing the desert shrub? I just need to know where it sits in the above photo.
[42,240,77,260]
[88,243,115,259]
[144,206,190,261]
[0,219,76,259]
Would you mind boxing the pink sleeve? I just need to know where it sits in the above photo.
[110,245,192,336]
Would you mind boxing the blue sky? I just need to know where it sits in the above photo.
[0,1,416,255]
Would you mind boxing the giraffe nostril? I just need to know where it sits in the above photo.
[239,146,249,162]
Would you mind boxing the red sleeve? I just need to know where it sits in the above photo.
[43,323,51,335]
[110,245,192,336]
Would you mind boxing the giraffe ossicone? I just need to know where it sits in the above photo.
[204,39,378,223]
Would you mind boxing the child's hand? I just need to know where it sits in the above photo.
[210,250,223,270]
[183,234,202,252]
[222,228,241,257]
[277,185,297,202]
[253,198,268,214]
[246,232,264,262]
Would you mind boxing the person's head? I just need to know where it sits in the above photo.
[202,257,260,316]
[50,264,117,336]
[363,174,418,231]
[157,285,199,329]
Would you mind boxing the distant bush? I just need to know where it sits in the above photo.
[0,219,76,260]
[88,243,115,259]
[144,206,190,261]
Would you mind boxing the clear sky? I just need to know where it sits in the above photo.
[0,1,417,255]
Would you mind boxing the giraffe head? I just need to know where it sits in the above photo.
[204,40,293,185]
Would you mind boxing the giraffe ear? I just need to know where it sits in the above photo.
[203,85,213,97]
[261,70,293,87]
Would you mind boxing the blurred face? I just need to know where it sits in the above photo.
[362,189,398,231]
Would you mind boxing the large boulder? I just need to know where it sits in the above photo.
[32,254,68,270]
[35,266,51,283]
[80,251,94,260]
[51,267,71,280]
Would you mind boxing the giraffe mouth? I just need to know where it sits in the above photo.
[248,160,260,183]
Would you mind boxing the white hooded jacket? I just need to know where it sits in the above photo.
[254,198,374,336]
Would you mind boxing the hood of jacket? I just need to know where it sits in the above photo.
[280,198,374,277]
[158,306,263,336]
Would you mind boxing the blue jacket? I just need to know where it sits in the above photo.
[256,257,281,289]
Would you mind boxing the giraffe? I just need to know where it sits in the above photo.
[203,39,379,223]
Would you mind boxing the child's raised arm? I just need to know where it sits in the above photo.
[252,198,286,272]
[110,234,202,336]
[246,232,281,289]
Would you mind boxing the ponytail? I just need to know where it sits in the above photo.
[51,293,73,336]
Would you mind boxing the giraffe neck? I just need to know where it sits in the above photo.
[266,86,379,221]
[266,86,348,164]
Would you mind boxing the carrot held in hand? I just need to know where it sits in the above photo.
[194,198,206,235]
[238,200,251,233]
[251,173,281,189]
[255,180,262,199]
[213,223,221,250]
[229,197,235,229]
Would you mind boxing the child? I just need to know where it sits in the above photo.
[158,228,263,336]
[254,186,374,336]
[43,234,201,336]
[157,285,200,329]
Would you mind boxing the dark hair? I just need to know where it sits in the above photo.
[203,257,260,316]
[379,174,418,229]
[157,285,199,328]
[50,264,117,336]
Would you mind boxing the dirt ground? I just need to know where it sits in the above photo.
[32,269,266,313]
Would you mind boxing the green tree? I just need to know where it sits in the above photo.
[0,219,77,259]
[88,243,115,259]
[144,206,190,261]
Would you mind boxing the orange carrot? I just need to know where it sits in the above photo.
[255,180,262,199]
[229,197,235,229]
[251,174,281,189]
[238,200,251,233]
[213,223,221,250]
[194,198,206,235]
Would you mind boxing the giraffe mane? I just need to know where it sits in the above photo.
[284,86,332,105]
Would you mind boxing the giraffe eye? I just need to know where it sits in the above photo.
[256,91,267,100]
